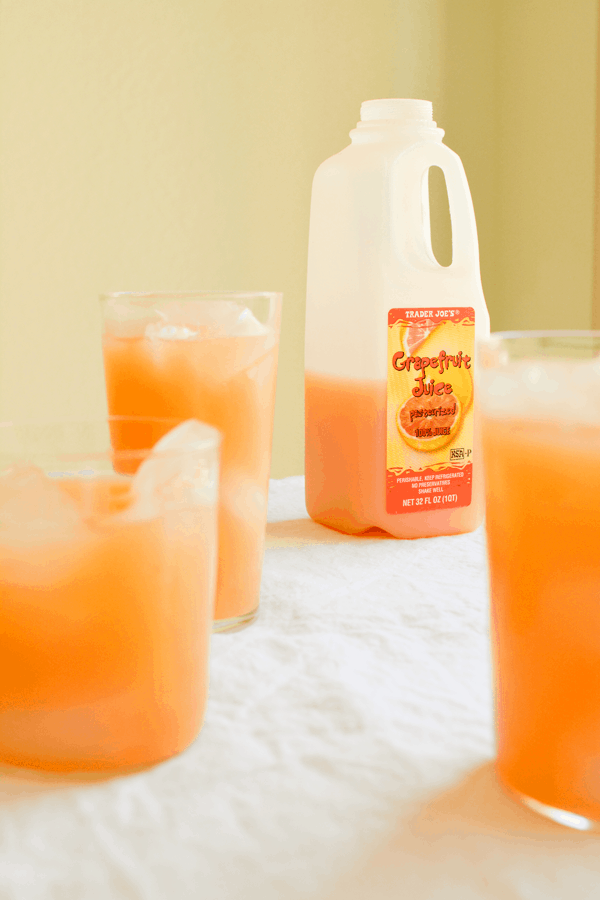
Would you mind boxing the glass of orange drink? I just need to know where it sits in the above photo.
[101,292,282,634]
[480,331,600,829]
[0,417,220,774]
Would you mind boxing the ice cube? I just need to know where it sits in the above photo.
[227,306,269,337]
[125,420,220,520]
[144,300,268,341]
[482,358,600,424]
[0,465,81,539]
[144,323,200,341]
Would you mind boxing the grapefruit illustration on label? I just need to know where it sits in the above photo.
[402,322,439,357]
[397,393,461,452]
[387,307,475,514]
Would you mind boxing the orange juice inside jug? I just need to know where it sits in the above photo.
[304,99,490,538]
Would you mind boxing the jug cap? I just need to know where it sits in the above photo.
[360,99,433,124]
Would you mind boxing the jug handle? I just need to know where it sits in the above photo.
[391,141,480,275]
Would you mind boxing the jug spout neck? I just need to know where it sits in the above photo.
[350,98,445,144]
[360,98,434,123]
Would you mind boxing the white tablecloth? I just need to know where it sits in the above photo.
[0,476,599,899]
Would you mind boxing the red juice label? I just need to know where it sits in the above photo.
[386,307,475,514]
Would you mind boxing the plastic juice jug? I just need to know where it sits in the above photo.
[304,98,490,538]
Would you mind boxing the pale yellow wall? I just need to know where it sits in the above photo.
[0,2,597,477]
[0,0,445,478]
[424,1,597,333]
[432,1,499,315]
[493,0,598,331]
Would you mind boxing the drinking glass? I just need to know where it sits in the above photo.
[480,331,600,830]
[101,291,282,633]
[0,417,219,774]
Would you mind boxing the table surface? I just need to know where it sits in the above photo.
[0,476,598,899]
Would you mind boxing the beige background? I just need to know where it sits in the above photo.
[0,1,596,477]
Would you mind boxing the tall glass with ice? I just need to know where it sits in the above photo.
[0,418,219,773]
[480,332,600,830]
[101,292,281,633]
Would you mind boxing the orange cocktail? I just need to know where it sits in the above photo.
[101,293,281,632]
[481,332,600,828]
[0,419,219,773]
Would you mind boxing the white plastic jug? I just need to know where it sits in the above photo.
[304,98,490,538]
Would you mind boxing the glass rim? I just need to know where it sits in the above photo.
[481,329,600,342]
[100,290,283,303]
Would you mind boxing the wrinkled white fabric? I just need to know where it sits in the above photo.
[0,477,595,900]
